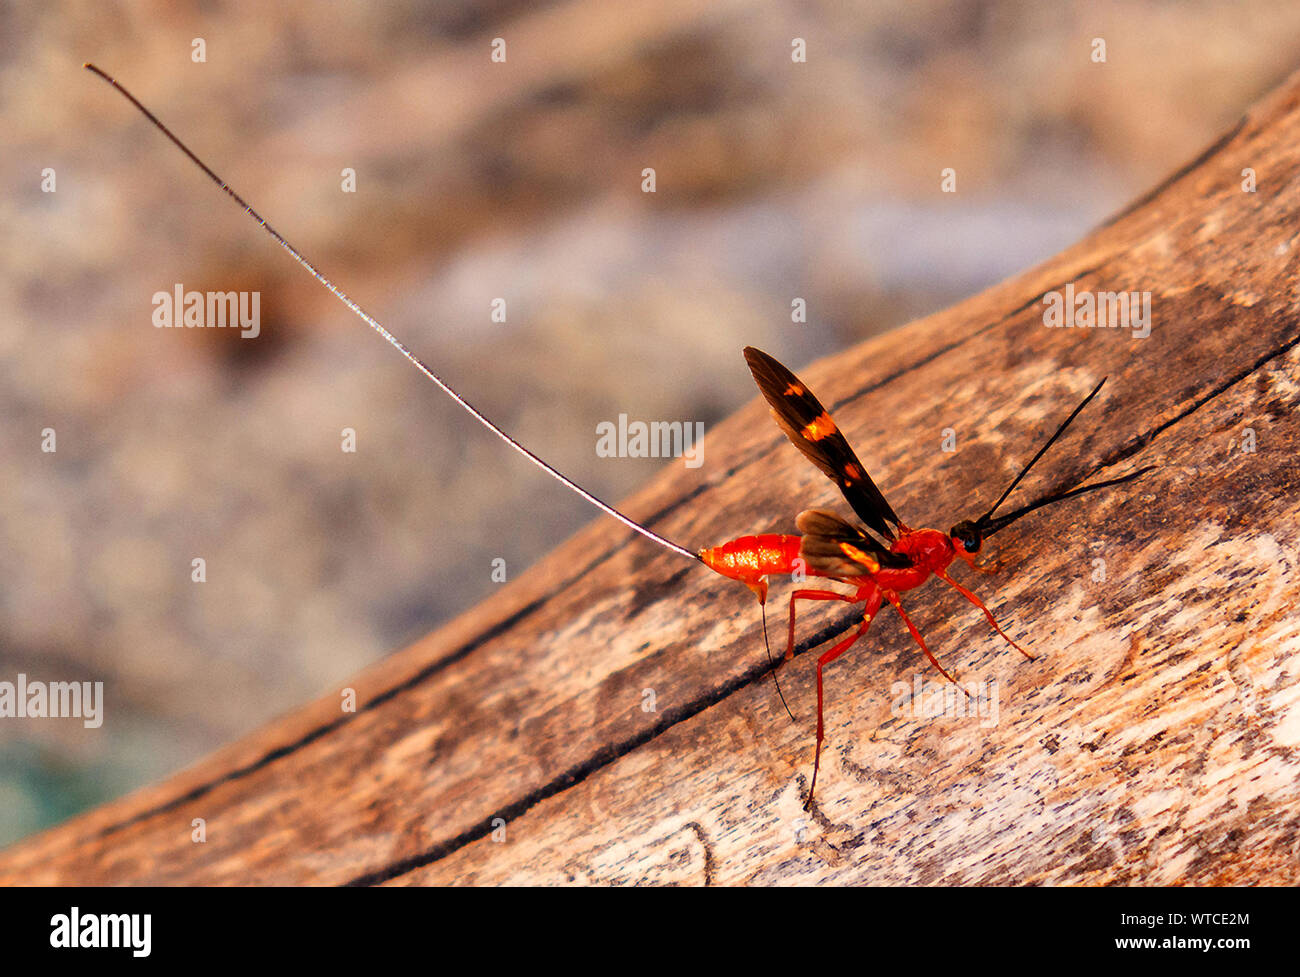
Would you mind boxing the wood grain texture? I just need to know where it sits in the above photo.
[6,72,1300,887]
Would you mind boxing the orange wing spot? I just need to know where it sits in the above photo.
[783,382,804,396]
[801,412,838,441]
[843,462,863,481]
[837,542,880,574]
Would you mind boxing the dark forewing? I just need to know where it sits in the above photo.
[795,509,911,576]
[744,346,902,540]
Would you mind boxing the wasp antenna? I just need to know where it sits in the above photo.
[978,464,1157,538]
[85,64,699,564]
[761,601,797,724]
[979,377,1107,526]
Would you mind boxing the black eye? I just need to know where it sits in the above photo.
[950,523,981,554]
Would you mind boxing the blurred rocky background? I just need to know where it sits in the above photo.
[3,0,1300,846]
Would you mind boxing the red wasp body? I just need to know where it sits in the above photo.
[701,526,960,599]
[701,516,1017,804]
[698,348,1150,806]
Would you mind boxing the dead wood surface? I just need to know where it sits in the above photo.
[6,73,1300,887]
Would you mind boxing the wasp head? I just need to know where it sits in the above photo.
[948,519,984,559]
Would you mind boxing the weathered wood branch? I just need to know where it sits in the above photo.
[7,72,1300,886]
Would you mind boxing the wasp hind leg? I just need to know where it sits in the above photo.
[806,588,883,809]
[784,589,856,661]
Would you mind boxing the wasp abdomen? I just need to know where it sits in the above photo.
[698,534,802,584]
